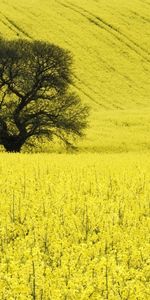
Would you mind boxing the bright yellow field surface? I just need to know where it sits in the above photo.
[0,0,150,152]
[0,2,150,300]
[0,153,149,299]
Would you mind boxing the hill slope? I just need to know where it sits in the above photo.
[0,0,150,152]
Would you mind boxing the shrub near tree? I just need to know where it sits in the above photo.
[0,39,89,152]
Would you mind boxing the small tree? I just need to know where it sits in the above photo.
[0,39,89,152]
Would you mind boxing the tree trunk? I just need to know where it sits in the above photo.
[4,144,22,152]
[2,136,24,152]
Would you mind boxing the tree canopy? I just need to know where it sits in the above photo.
[0,39,89,152]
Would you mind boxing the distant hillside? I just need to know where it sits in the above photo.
[0,0,150,152]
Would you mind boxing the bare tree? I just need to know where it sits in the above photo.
[0,39,89,152]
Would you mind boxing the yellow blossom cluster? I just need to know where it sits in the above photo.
[0,153,149,299]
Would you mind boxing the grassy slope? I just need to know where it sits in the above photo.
[0,0,150,152]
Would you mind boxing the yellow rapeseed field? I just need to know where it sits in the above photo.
[0,0,150,152]
[0,1,150,299]
[0,153,149,299]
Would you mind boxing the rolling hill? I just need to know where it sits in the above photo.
[0,0,150,152]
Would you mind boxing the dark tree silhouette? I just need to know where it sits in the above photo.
[0,39,89,152]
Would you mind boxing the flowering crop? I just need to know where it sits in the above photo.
[0,0,150,152]
[0,153,149,299]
